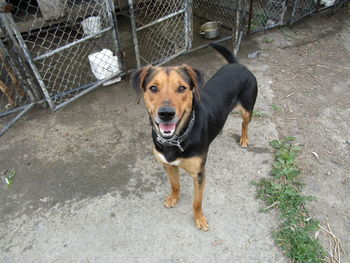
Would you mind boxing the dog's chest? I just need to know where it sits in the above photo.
[155,151,181,166]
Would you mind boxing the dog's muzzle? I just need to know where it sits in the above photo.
[157,106,177,138]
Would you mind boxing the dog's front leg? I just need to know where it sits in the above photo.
[163,164,180,208]
[192,170,208,231]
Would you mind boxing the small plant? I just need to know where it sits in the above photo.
[272,104,282,112]
[255,137,327,263]
[2,170,16,185]
[262,37,274,43]
[252,110,267,118]
[270,137,302,181]
[231,110,267,118]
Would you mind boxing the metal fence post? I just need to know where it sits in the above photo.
[184,0,193,51]
[233,0,242,56]
[105,0,126,73]
[1,14,55,109]
[128,0,142,69]
[0,37,35,103]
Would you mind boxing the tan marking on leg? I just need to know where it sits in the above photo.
[235,104,252,147]
[193,174,208,231]
[179,156,209,231]
[153,149,209,230]
[177,156,203,175]
[163,164,180,208]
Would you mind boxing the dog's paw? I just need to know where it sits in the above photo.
[164,194,179,208]
[239,137,249,147]
[194,214,209,231]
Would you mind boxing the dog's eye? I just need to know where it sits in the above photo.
[149,86,158,93]
[177,86,186,93]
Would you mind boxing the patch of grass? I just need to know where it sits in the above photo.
[252,110,267,118]
[255,137,327,263]
[272,104,282,112]
[231,110,268,118]
[262,37,274,43]
[2,170,16,186]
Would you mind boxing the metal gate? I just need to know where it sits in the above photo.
[0,35,37,136]
[0,0,125,112]
[128,0,192,68]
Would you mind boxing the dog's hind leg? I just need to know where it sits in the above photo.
[163,164,181,208]
[238,106,252,147]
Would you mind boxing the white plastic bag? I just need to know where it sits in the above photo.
[88,49,121,86]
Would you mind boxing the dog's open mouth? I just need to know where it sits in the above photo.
[157,122,176,138]
[154,112,187,139]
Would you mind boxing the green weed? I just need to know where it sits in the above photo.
[262,37,274,43]
[252,110,267,118]
[255,137,327,263]
[272,104,282,112]
[2,170,16,185]
[230,110,267,118]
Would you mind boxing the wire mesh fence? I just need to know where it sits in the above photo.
[290,0,319,23]
[0,48,25,111]
[2,0,124,110]
[136,12,186,65]
[128,0,190,68]
[247,0,287,34]
[193,0,238,29]
[0,38,35,136]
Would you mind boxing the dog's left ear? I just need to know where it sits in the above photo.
[130,65,152,103]
[183,64,203,100]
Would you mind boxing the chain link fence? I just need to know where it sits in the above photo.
[246,0,287,34]
[237,0,348,35]
[193,0,238,29]
[290,0,319,23]
[0,0,125,135]
[0,44,33,135]
[2,0,124,111]
[0,25,39,136]
[128,0,191,68]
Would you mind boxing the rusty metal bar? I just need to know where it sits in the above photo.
[247,0,254,34]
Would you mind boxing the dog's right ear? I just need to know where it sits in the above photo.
[130,65,152,103]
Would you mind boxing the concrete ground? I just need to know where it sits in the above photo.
[1,7,349,263]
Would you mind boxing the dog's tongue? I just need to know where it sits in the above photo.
[159,123,176,132]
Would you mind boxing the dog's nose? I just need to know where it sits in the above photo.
[158,106,175,122]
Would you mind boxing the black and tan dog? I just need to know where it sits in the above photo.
[131,43,258,231]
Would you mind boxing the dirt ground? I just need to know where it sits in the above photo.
[0,6,349,263]
[253,8,350,260]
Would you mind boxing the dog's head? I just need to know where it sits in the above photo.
[131,65,203,139]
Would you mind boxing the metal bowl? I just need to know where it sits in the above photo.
[199,21,222,39]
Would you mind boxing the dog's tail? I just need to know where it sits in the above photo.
[209,43,238,64]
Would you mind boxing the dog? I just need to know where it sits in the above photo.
[131,43,258,231]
